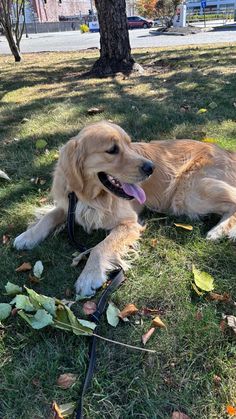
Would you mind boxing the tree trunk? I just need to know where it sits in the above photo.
[91,0,135,76]
[4,26,22,62]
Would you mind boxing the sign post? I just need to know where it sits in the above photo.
[201,0,207,27]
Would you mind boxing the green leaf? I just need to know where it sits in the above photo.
[58,402,76,417]
[106,302,120,327]
[0,303,12,321]
[10,295,35,312]
[209,101,217,109]
[54,304,96,336]
[25,287,56,316]
[192,265,214,292]
[75,294,93,301]
[18,309,53,329]
[33,260,44,278]
[79,318,97,330]
[5,281,23,295]
[35,139,47,149]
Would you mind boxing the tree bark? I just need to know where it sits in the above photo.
[4,25,22,62]
[91,0,135,76]
[0,0,24,62]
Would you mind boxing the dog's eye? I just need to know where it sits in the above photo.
[106,144,119,155]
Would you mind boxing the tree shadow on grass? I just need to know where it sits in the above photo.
[0,45,235,228]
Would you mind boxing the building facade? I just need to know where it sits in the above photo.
[186,0,235,11]
[24,0,92,23]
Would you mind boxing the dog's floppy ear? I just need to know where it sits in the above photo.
[60,137,84,195]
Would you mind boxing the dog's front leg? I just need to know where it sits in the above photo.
[75,221,144,296]
[14,207,66,250]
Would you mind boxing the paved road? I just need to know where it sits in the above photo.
[0,27,236,55]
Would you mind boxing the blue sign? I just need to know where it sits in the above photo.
[201,0,206,8]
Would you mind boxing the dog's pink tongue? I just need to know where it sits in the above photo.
[122,183,146,204]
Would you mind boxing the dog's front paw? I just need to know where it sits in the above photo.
[14,231,37,250]
[75,268,106,297]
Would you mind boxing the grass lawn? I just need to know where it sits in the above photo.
[0,43,236,419]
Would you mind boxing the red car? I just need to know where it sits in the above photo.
[127,16,153,29]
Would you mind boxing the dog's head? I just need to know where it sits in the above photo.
[59,121,154,204]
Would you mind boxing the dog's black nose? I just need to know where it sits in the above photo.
[140,161,155,177]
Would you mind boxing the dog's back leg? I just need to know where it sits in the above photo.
[14,207,66,250]
[228,217,236,240]
[207,212,236,240]
[198,178,236,240]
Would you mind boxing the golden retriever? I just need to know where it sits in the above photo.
[14,121,236,296]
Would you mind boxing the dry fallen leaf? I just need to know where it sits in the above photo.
[150,238,158,247]
[11,307,18,316]
[52,401,76,418]
[32,378,41,387]
[226,405,236,416]
[195,310,203,321]
[197,108,207,114]
[226,315,236,334]
[180,104,191,112]
[87,107,105,115]
[152,316,166,328]
[140,307,160,317]
[172,412,190,419]
[174,223,193,231]
[220,319,226,332]
[208,292,231,303]
[202,137,216,143]
[39,197,48,204]
[65,288,72,298]
[2,234,10,245]
[57,373,78,389]
[15,262,32,272]
[119,303,138,319]
[213,375,221,386]
[28,273,41,284]
[52,401,64,419]
[142,327,156,345]
[83,301,97,315]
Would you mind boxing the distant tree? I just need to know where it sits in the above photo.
[136,0,158,18]
[0,0,26,62]
[91,0,140,76]
[156,0,180,27]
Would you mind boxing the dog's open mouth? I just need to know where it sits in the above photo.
[98,172,146,204]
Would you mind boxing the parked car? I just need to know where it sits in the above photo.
[127,16,153,29]
[153,18,162,27]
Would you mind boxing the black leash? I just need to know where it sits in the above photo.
[67,192,125,419]
[67,192,87,252]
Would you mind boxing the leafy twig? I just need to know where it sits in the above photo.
[55,320,156,353]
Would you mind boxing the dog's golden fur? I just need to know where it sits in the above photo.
[14,121,236,295]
